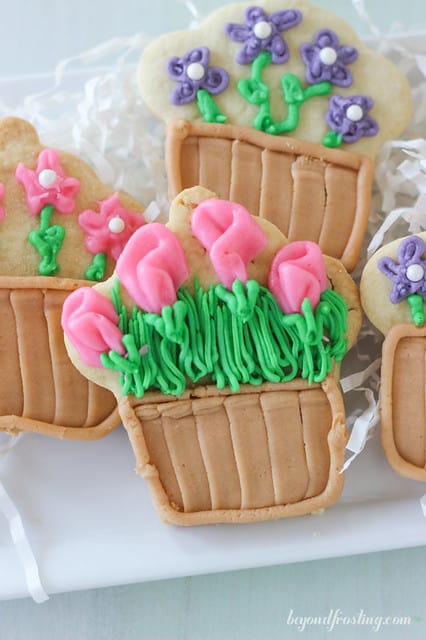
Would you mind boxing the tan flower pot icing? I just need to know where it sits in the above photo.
[380,324,426,481]
[118,377,347,525]
[166,120,374,272]
[0,277,117,439]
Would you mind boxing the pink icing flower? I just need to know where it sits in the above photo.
[15,148,80,216]
[0,182,5,220]
[116,223,190,314]
[62,287,124,368]
[191,198,267,289]
[78,193,145,261]
[268,241,328,314]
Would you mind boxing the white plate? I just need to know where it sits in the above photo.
[1,39,426,601]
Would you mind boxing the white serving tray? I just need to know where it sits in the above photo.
[1,37,426,601]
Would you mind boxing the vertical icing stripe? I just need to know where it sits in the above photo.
[299,388,332,499]
[10,290,56,423]
[259,149,295,235]
[392,337,426,468]
[180,137,200,194]
[43,289,89,428]
[319,165,357,257]
[260,390,309,505]
[224,394,275,509]
[193,397,242,510]
[84,382,116,429]
[136,404,184,510]
[288,157,326,243]
[198,138,232,200]
[0,290,24,417]
[229,140,262,216]
[161,400,212,513]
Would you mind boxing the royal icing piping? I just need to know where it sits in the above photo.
[16,149,80,216]
[378,235,426,326]
[15,149,80,276]
[190,198,268,289]
[61,286,125,368]
[167,46,229,123]
[63,208,349,397]
[115,223,190,314]
[79,192,146,281]
[268,241,328,314]
[165,7,377,146]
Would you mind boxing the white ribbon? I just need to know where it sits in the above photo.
[0,434,49,603]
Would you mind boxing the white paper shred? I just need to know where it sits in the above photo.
[421,495,426,517]
[0,434,49,603]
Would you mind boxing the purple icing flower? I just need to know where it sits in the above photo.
[378,236,426,303]
[326,95,378,143]
[300,29,358,87]
[167,47,229,106]
[224,6,302,65]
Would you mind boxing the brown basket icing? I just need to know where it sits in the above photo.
[119,376,347,525]
[381,324,426,481]
[166,120,374,272]
[0,276,117,439]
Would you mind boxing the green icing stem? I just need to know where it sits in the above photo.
[28,204,65,276]
[237,52,332,136]
[407,293,425,326]
[102,279,348,398]
[196,89,227,124]
[85,252,107,281]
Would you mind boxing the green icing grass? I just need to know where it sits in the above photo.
[100,278,348,397]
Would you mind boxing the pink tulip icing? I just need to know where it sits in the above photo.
[78,193,145,261]
[62,287,124,367]
[191,198,268,289]
[268,241,327,314]
[15,148,80,216]
[116,223,190,313]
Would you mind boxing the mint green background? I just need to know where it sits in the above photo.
[1,1,426,637]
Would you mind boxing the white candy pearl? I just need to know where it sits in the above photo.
[346,104,364,122]
[406,263,424,282]
[108,217,125,234]
[254,21,272,39]
[38,169,58,189]
[186,62,205,81]
[319,46,337,65]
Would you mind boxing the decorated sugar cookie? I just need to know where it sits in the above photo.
[361,233,426,481]
[63,185,361,525]
[0,116,146,440]
[138,0,412,271]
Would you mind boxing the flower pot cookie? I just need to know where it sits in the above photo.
[138,0,412,271]
[361,233,426,481]
[0,116,146,439]
[63,185,361,525]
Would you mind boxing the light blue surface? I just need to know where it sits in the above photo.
[1,1,426,637]
[1,548,426,638]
